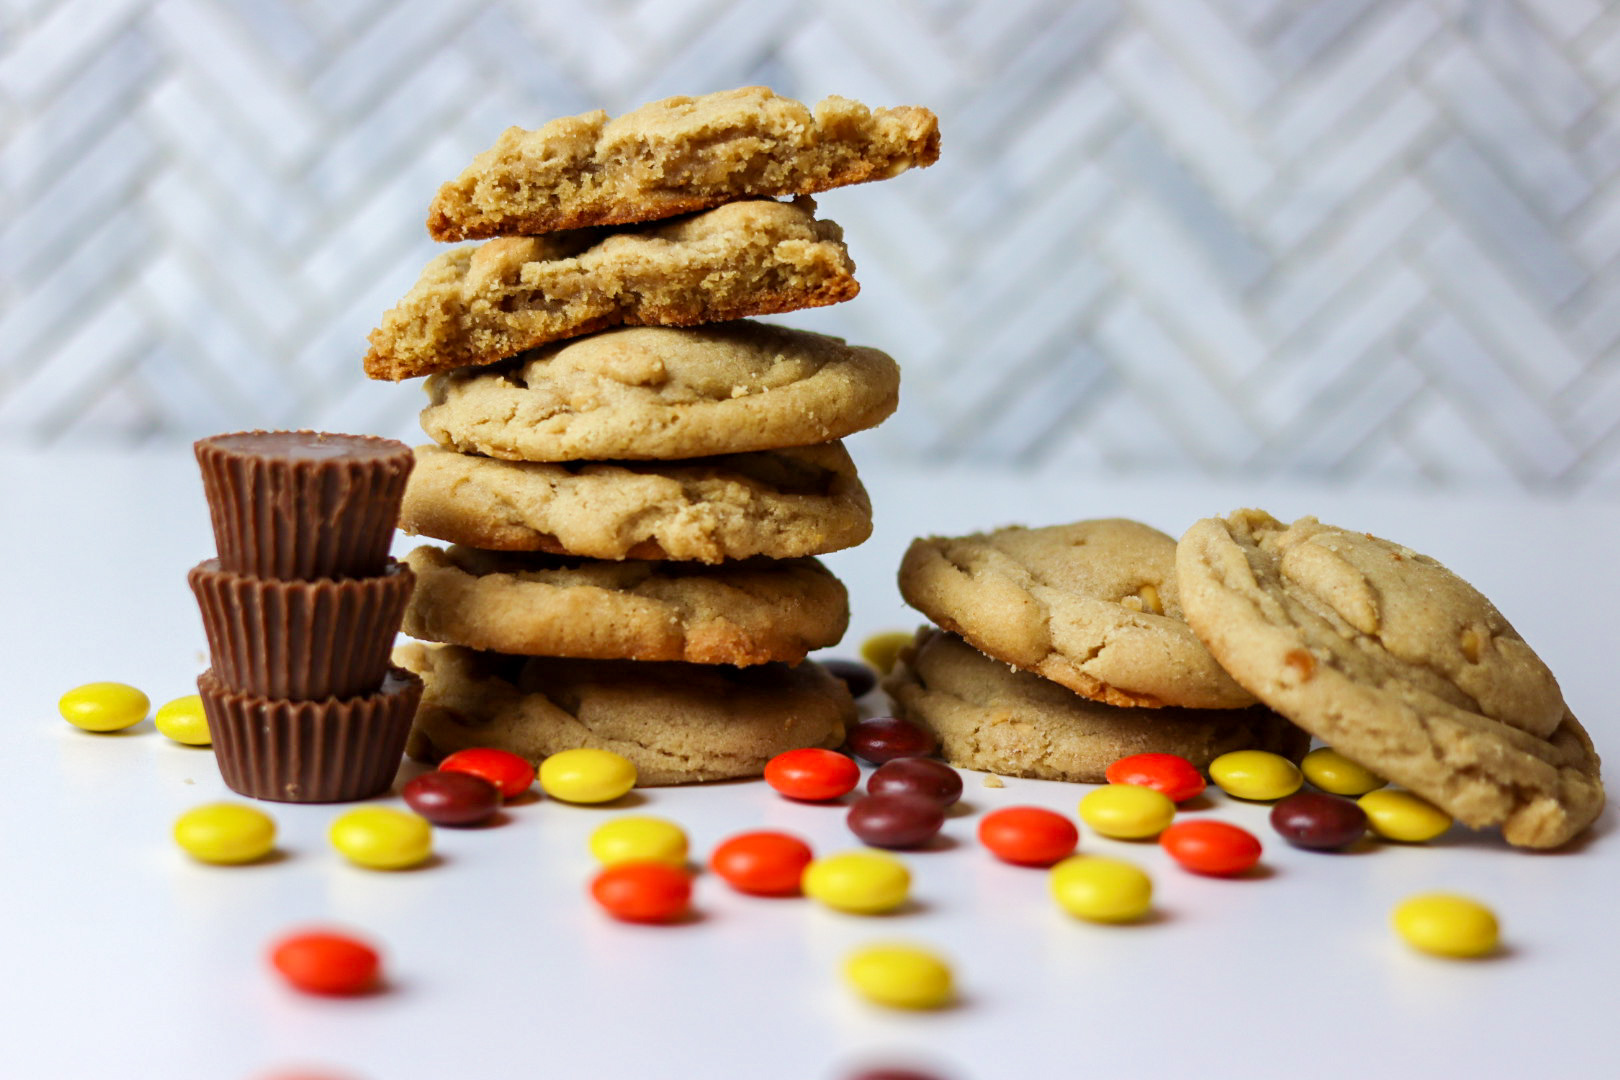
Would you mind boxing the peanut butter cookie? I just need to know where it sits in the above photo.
[366,198,857,381]
[402,545,848,666]
[427,86,939,241]
[397,642,854,785]
[881,629,1306,783]
[898,519,1255,709]
[1176,509,1603,849]
[420,322,898,462]
[399,442,871,563]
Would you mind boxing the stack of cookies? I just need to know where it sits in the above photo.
[364,87,940,785]
[888,514,1605,849]
[887,519,1310,786]
[188,432,421,803]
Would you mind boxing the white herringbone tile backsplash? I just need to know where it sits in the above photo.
[3,0,1618,494]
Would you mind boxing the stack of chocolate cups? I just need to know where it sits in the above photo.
[189,431,422,803]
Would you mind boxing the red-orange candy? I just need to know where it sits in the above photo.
[764,747,860,801]
[439,747,535,799]
[270,930,380,995]
[977,806,1079,867]
[1159,820,1262,876]
[709,830,814,896]
[591,861,692,923]
[1105,753,1206,803]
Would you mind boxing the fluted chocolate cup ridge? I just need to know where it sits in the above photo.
[196,431,413,581]
[189,559,414,700]
[198,668,422,803]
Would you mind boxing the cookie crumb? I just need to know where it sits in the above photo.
[983,775,1005,789]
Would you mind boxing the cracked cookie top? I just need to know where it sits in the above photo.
[426,86,940,240]
[1176,509,1602,849]
[898,519,1256,709]
[419,321,899,462]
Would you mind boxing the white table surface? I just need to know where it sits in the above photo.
[2,449,1615,1080]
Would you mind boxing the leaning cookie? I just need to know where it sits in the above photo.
[421,322,899,463]
[402,546,848,666]
[1176,510,1603,849]
[366,198,857,381]
[882,628,1307,783]
[399,442,872,563]
[898,519,1255,709]
[396,642,854,785]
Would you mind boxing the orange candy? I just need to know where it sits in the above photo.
[1105,753,1206,803]
[591,861,693,923]
[270,931,380,995]
[1159,820,1262,876]
[978,806,1079,867]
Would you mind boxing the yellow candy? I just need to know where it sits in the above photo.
[58,682,149,732]
[803,851,910,914]
[1050,855,1153,923]
[1392,893,1499,958]
[1302,747,1385,796]
[844,944,954,1009]
[589,816,688,867]
[329,807,433,870]
[539,749,637,804]
[860,631,915,675]
[1359,789,1452,842]
[154,695,212,746]
[1078,784,1175,839]
[1209,750,1303,801]
[173,803,276,864]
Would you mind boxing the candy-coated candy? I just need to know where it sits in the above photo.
[402,771,500,827]
[438,747,535,799]
[154,694,211,745]
[539,748,637,804]
[1104,752,1205,803]
[270,931,380,995]
[329,807,433,870]
[1270,791,1367,850]
[174,803,276,864]
[1302,747,1386,796]
[803,851,911,914]
[765,747,860,801]
[1050,855,1152,922]
[820,658,877,699]
[844,1071,948,1080]
[1078,784,1175,839]
[847,716,937,765]
[58,681,149,732]
[710,831,814,896]
[847,794,945,850]
[1159,820,1262,876]
[1359,789,1452,842]
[867,758,963,806]
[843,944,954,1010]
[590,816,689,868]
[590,861,691,923]
[978,806,1078,867]
[1392,893,1499,958]
[860,631,914,675]
[1208,750,1303,801]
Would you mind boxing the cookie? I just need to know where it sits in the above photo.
[427,86,940,241]
[402,545,848,666]
[898,519,1256,710]
[881,628,1307,783]
[365,197,858,381]
[420,322,899,462]
[396,642,854,785]
[1175,509,1603,849]
[399,442,871,563]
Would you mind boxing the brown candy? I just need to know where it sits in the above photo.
[196,431,413,581]
[189,558,413,700]
[198,667,422,803]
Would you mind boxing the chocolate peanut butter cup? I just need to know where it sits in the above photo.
[196,431,413,581]
[198,667,423,803]
[189,558,414,700]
